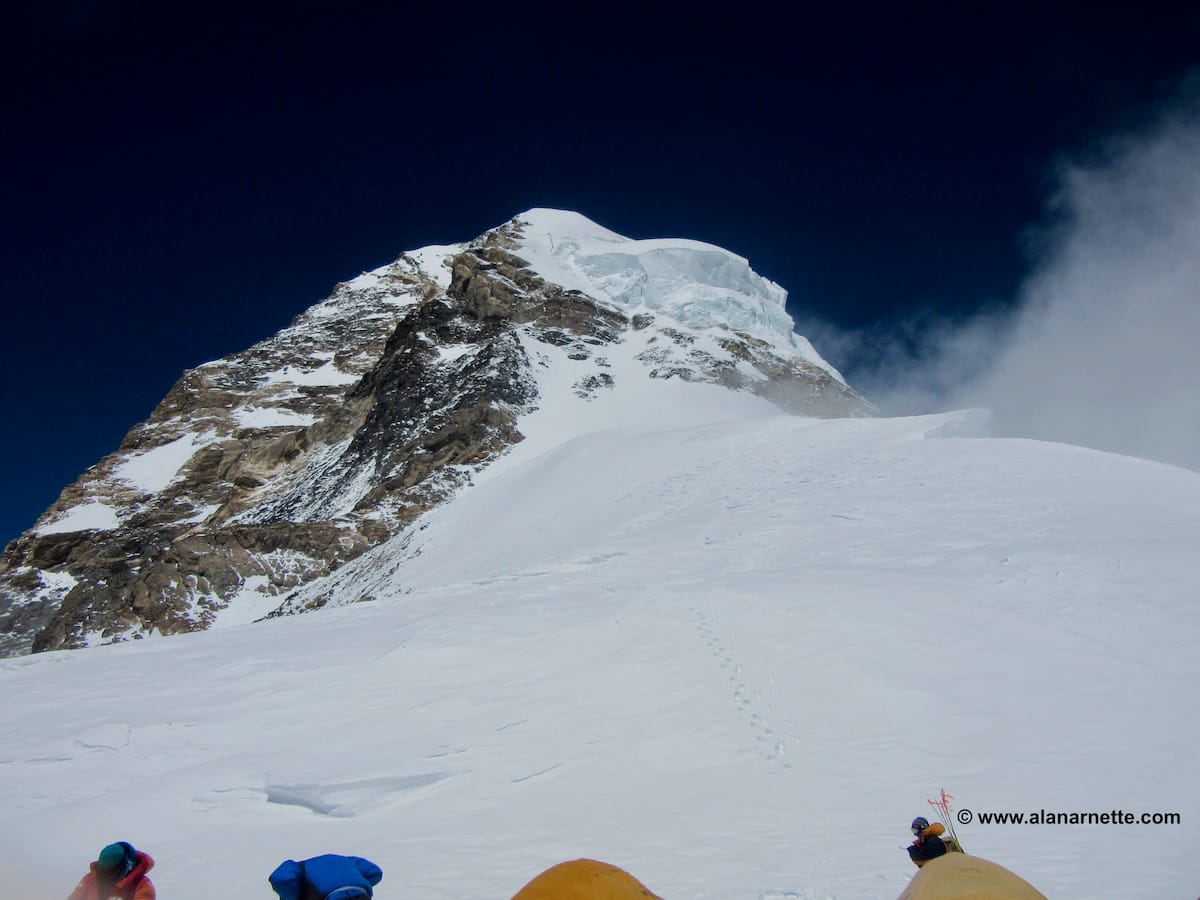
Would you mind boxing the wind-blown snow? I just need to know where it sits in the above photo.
[36,501,121,535]
[2,408,1197,900]
[510,209,841,380]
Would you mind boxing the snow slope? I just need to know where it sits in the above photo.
[2,407,1197,899]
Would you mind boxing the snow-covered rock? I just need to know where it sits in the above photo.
[0,211,872,655]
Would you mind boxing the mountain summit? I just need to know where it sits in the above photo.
[0,210,872,654]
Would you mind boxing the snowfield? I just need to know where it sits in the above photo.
[2,400,1198,899]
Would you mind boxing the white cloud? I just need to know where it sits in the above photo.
[818,88,1200,472]
[964,95,1200,469]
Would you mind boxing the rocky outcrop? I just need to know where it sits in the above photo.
[0,212,874,656]
[0,243,543,654]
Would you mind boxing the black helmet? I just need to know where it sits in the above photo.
[911,816,930,834]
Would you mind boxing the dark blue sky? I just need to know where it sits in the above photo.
[2,2,1198,547]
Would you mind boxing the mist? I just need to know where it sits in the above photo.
[824,92,1200,472]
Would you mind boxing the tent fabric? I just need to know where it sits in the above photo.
[896,852,1047,899]
[511,859,664,900]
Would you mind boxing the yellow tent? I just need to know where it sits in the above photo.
[511,859,665,900]
[896,852,1047,899]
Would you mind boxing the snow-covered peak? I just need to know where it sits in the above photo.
[506,208,810,355]
[512,207,630,246]
[3,207,870,656]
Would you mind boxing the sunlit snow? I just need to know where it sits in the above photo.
[2,211,1195,900]
[36,501,121,535]
[233,407,318,429]
[261,360,360,387]
[406,244,461,290]
[3,407,1197,900]
[113,432,215,493]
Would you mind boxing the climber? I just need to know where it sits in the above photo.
[68,841,156,900]
[907,815,949,867]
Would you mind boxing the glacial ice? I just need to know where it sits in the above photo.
[509,208,830,369]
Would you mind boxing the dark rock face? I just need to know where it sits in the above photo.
[21,522,378,653]
[0,215,874,656]
[0,243,542,655]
